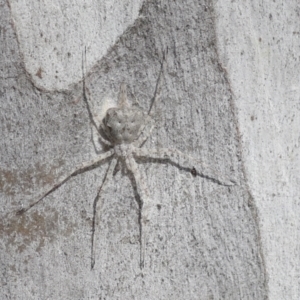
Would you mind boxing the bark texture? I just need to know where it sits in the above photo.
[3,0,297,299]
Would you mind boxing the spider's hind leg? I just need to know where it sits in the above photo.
[91,157,118,269]
[133,147,237,186]
[124,153,153,269]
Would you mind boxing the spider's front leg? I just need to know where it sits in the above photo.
[82,52,111,148]
[133,116,155,148]
[133,147,236,186]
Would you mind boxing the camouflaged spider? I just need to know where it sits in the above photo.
[18,59,236,270]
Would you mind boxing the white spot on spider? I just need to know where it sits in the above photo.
[95,96,117,124]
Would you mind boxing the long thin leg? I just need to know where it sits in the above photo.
[148,51,166,116]
[133,116,155,148]
[125,153,152,269]
[82,49,111,147]
[91,125,104,153]
[91,157,118,269]
[134,52,166,148]
[17,150,115,214]
[133,147,236,186]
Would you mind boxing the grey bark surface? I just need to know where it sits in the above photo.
[0,0,279,299]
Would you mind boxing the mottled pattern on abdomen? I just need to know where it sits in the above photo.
[103,107,150,144]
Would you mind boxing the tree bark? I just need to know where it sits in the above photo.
[1,0,297,299]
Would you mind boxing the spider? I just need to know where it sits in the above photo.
[17,58,236,270]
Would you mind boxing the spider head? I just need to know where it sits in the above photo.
[102,107,149,144]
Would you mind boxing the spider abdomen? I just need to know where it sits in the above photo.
[103,107,149,144]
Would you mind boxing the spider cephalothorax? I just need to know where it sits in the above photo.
[18,63,236,270]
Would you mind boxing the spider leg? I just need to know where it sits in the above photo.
[133,51,166,148]
[91,157,118,269]
[133,116,155,148]
[124,153,152,269]
[133,147,236,186]
[17,149,115,215]
[82,50,111,147]
[148,50,166,116]
[91,125,104,153]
